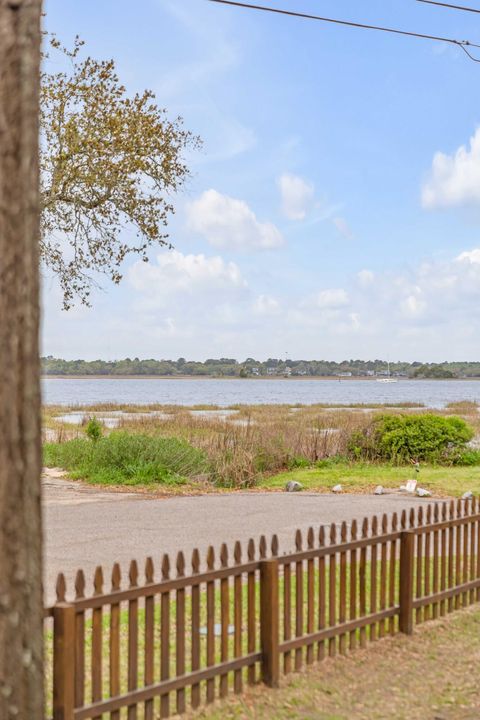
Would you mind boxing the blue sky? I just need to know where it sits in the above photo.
[43,0,480,361]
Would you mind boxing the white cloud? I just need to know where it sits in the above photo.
[253,294,281,315]
[129,250,246,302]
[400,293,426,318]
[357,269,375,288]
[422,128,480,208]
[187,190,284,250]
[457,248,480,264]
[313,288,349,309]
[278,173,314,220]
[41,234,480,361]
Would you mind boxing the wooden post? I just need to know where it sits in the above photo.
[399,531,415,635]
[53,603,75,720]
[260,558,279,688]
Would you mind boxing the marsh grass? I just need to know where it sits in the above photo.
[43,402,480,488]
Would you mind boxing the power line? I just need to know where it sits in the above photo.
[207,0,480,62]
[417,0,480,14]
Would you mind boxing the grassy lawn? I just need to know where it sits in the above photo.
[191,606,480,720]
[261,461,480,497]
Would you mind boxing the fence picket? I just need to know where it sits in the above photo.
[74,569,86,710]
[206,546,216,703]
[389,514,397,636]
[424,506,432,622]
[53,575,74,720]
[144,557,155,720]
[359,518,368,649]
[439,503,446,615]
[370,516,378,641]
[128,561,139,720]
[191,549,201,708]
[349,520,358,650]
[306,528,315,665]
[416,507,424,624]
[92,567,104,720]
[219,543,229,699]
[294,530,304,670]
[462,500,469,607]
[379,514,388,638]
[448,501,455,613]
[160,555,171,718]
[329,523,337,657]
[455,499,462,610]
[233,541,243,694]
[247,539,256,685]
[109,564,121,720]
[432,504,440,619]
[339,522,347,654]
[317,526,326,661]
[175,553,186,715]
[470,498,477,604]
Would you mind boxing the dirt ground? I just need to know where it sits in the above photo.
[191,607,480,720]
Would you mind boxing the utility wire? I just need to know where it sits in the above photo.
[417,0,480,14]
[207,0,480,61]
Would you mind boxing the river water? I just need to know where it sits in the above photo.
[41,378,480,409]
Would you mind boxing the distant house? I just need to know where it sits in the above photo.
[250,367,260,376]
[337,372,352,377]
[266,367,278,375]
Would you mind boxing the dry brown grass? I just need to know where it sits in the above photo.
[43,401,480,488]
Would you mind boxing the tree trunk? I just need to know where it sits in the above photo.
[0,1,43,718]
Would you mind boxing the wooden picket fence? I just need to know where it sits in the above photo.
[44,498,480,719]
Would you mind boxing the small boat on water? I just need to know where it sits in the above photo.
[376,361,398,383]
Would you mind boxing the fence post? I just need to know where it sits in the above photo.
[260,558,279,688]
[53,602,76,720]
[399,530,415,635]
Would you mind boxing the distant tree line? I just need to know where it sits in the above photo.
[41,357,480,378]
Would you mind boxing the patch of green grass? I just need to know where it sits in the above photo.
[43,432,208,486]
[262,460,480,497]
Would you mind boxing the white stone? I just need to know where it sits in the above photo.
[374,485,384,495]
[462,491,474,500]
[332,484,342,493]
[416,487,432,498]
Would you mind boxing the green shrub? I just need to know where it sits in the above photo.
[450,449,480,466]
[348,414,474,464]
[85,416,103,442]
[43,432,208,485]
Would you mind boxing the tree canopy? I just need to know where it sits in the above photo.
[41,37,200,308]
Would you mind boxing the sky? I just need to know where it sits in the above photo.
[42,0,480,362]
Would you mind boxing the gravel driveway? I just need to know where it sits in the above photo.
[43,474,427,605]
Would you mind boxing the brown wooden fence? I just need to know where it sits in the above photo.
[44,498,480,719]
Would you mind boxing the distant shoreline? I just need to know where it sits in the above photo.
[41,375,476,381]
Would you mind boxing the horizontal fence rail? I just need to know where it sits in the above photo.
[44,498,480,720]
